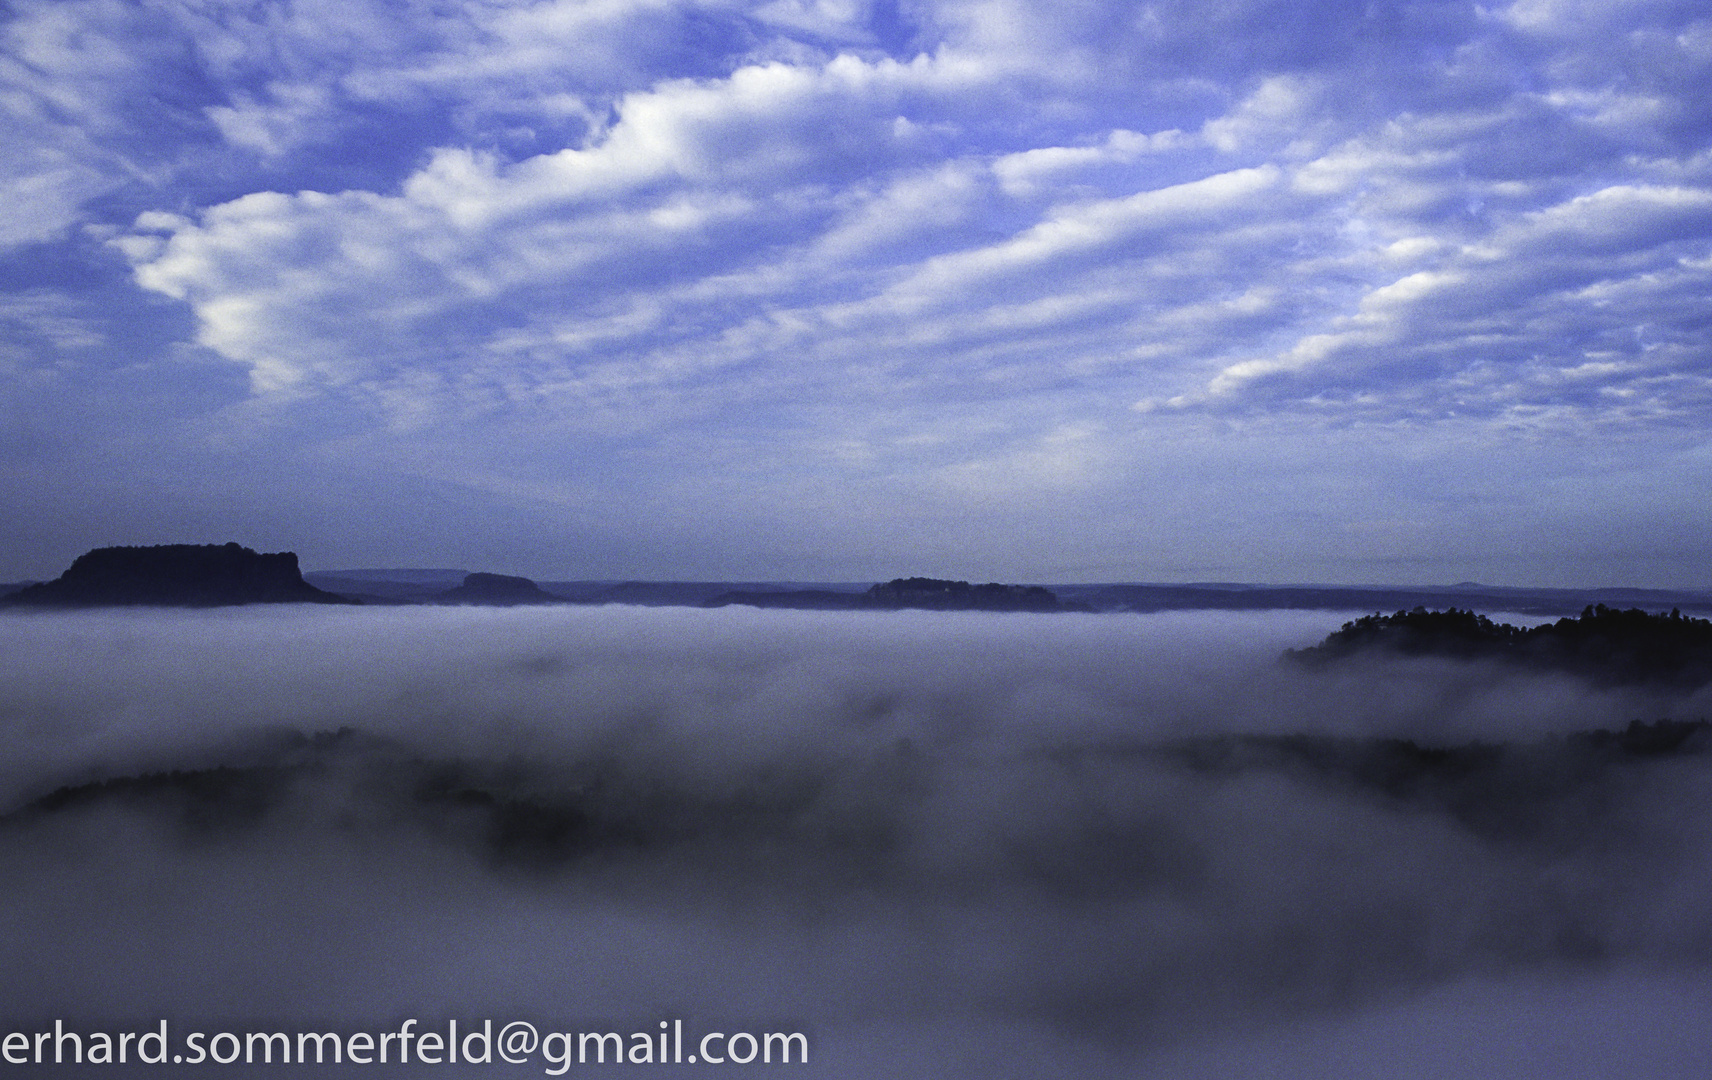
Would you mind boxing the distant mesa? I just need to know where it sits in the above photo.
[867,576,1085,612]
[433,572,560,606]
[706,576,1091,613]
[0,543,356,608]
[1288,604,1712,688]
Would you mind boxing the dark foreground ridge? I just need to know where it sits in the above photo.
[706,576,1092,612]
[6,718,1706,866]
[1155,718,1710,843]
[0,543,356,608]
[1288,604,1712,688]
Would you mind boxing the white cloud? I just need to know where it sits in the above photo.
[0,0,181,248]
[98,0,1712,436]
[880,165,1284,309]
[991,129,1185,198]
[119,51,963,407]
[204,83,336,158]
[0,292,105,351]
[1202,75,1323,156]
[1504,183,1712,254]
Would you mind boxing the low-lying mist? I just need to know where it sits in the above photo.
[3,605,1711,1077]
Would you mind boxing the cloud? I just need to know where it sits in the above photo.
[1182,181,1712,419]
[121,52,974,403]
[0,291,105,356]
[6,0,1712,583]
[112,0,1712,437]
[0,0,186,249]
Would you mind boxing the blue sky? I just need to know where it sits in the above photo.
[2,0,1710,585]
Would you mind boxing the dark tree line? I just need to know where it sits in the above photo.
[1288,604,1712,687]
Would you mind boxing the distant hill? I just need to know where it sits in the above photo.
[707,577,1091,613]
[547,581,823,606]
[1053,582,1712,617]
[297,575,846,607]
[867,577,1088,612]
[266,569,1712,616]
[433,572,560,606]
[1,543,355,608]
[303,569,468,603]
[1287,604,1712,688]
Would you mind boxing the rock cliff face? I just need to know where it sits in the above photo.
[0,543,355,608]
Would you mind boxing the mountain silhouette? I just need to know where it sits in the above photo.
[433,572,560,605]
[0,543,356,608]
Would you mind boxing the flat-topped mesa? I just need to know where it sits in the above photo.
[866,577,1078,612]
[0,543,356,608]
[434,572,559,606]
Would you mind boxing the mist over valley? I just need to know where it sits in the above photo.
[5,603,1712,1075]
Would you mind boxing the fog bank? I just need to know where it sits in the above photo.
[2,606,1711,1076]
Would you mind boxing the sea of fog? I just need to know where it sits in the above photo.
[2,604,1712,1077]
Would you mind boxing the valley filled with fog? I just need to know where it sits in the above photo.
[3,605,1712,1077]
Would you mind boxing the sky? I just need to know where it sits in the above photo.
[2,0,1711,586]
